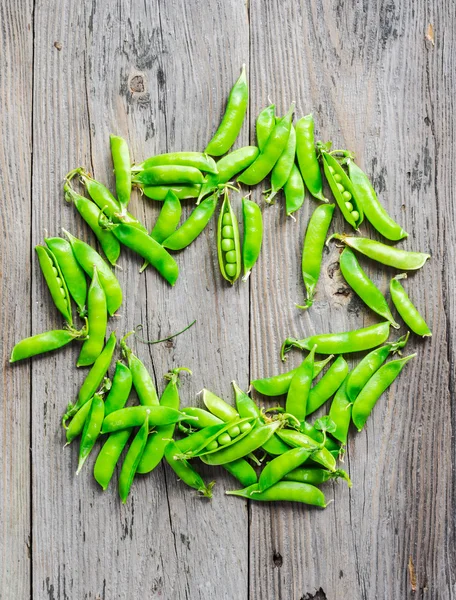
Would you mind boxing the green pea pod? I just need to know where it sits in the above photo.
[180,407,223,428]
[256,447,313,493]
[241,197,263,281]
[251,355,334,396]
[226,481,326,507]
[352,353,416,431]
[347,158,408,241]
[94,429,131,491]
[35,245,73,325]
[328,234,430,271]
[238,104,294,186]
[150,190,182,244]
[327,377,352,445]
[283,468,351,486]
[143,185,202,201]
[297,203,335,309]
[77,266,107,367]
[205,65,249,156]
[110,222,179,285]
[118,413,150,503]
[62,230,122,316]
[104,361,133,415]
[346,333,409,403]
[285,345,317,421]
[45,237,87,316]
[133,152,218,174]
[300,420,341,453]
[101,406,193,433]
[162,193,218,251]
[121,335,159,407]
[277,429,336,472]
[281,321,391,360]
[77,393,105,473]
[340,247,399,328]
[320,150,363,229]
[390,274,432,337]
[296,114,327,202]
[217,190,241,284]
[137,367,191,474]
[10,326,86,363]
[165,440,214,497]
[185,418,256,459]
[110,134,131,212]
[215,458,258,487]
[216,146,260,182]
[306,355,349,416]
[133,165,204,186]
[264,124,296,204]
[202,388,239,421]
[65,398,92,444]
[284,164,306,218]
[64,184,121,265]
[256,104,276,151]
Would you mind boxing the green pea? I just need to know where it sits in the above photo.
[59,288,66,297]
[206,440,219,451]
[222,213,232,226]
[227,425,241,437]
[239,421,252,433]
[333,173,342,183]
[218,433,232,445]
[342,190,352,201]
[336,182,345,193]
[225,250,237,263]
[221,238,235,251]
[225,264,237,277]
[222,225,234,239]
[351,210,360,222]
[52,267,58,275]
[328,165,335,174]
[345,201,354,211]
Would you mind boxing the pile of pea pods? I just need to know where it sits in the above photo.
[9,65,432,505]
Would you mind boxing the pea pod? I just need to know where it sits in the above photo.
[256,447,313,493]
[306,355,349,416]
[352,354,416,431]
[133,165,204,186]
[132,152,218,174]
[215,146,260,182]
[284,468,351,486]
[217,190,241,284]
[264,124,296,204]
[110,134,131,212]
[238,104,295,186]
[208,457,258,487]
[205,65,248,156]
[45,237,88,316]
[284,164,306,218]
[77,266,107,367]
[286,345,317,421]
[149,190,182,244]
[340,247,399,328]
[77,393,105,473]
[296,114,327,202]
[256,104,276,150]
[104,361,133,415]
[102,406,194,433]
[162,193,218,250]
[10,326,87,363]
[118,413,149,503]
[62,230,122,316]
[65,398,93,445]
[182,418,256,459]
[165,440,214,497]
[390,274,432,337]
[226,481,327,507]
[202,388,239,421]
[35,245,73,325]
[241,197,263,280]
[327,377,352,445]
[297,203,335,309]
[143,185,201,201]
[281,321,391,359]
[121,335,159,407]
[277,429,336,471]
[94,429,131,491]
[180,407,223,428]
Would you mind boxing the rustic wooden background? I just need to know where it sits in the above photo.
[1,0,454,598]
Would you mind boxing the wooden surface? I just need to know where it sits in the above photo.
[1,1,454,598]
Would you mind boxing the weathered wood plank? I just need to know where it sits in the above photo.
[0,1,33,597]
[249,1,455,599]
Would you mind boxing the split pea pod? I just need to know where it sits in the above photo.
[390,274,432,337]
[121,335,159,407]
[162,193,218,250]
[256,104,276,150]
[118,412,149,503]
[176,420,243,455]
[340,247,399,328]
[77,266,107,367]
[281,321,391,360]
[285,345,317,421]
[35,245,73,325]
[264,124,296,204]
[62,229,122,316]
[165,440,215,497]
[297,203,335,309]
[327,376,352,445]
[132,152,218,174]
[132,165,204,186]
[10,326,87,363]
[181,418,256,459]
[77,393,105,473]
[45,237,88,316]
[238,104,295,186]
[284,164,306,218]
[102,406,194,433]
[205,65,248,156]
[217,190,241,284]
[242,197,263,280]
[296,115,327,202]
[110,134,131,212]
[328,234,430,271]
[226,481,327,507]
[143,185,202,201]
[352,353,416,431]
[306,355,349,416]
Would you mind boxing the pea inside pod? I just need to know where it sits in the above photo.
[217,190,241,284]
[390,274,432,337]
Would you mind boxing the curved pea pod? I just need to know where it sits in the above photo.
[62,230,122,316]
[101,406,193,433]
[345,333,409,403]
[277,429,336,471]
[143,185,201,201]
[212,457,258,487]
[217,146,260,182]
[150,191,182,244]
[65,398,93,444]
[284,164,306,218]
[94,430,131,490]
[306,355,349,416]
[251,355,334,396]
[217,191,241,284]
[202,388,239,421]
[284,467,351,486]
[35,245,73,325]
[242,197,263,281]
[264,123,296,204]
[347,158,408,241]
[165,440,215,497]
[77,393,105,474]
[77,266,107,367]
[121,336,159,407]
[296,115,327,202]
[205,65,249,156]
[110,134,131,211]
[10,326,86,363]
[180,407,223,428]
[238,104,295,186]
[286,345,317,421]
[328,234,430,271]
[110,222,179,286]
[104,361,133,415]
[118,412,149,503]
[45,237,87,316]
[256,104,276,151]
[340,247,399,328]
[256,447,313,493]
[297,203,335,309]
[390,274,432,337]
[226,481,327,507]
[320,150,363,229]
[133,152,218,174]
[64,184,121,266]
[281,321,391,360]
[133,165,204,186]
[162,193,218,251]
[352,353,416,431]
[327,377,352,445]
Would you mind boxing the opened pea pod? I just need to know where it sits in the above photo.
[217,190,241,284]
[35,245,73,325]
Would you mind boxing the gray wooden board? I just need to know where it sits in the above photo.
[1,0,455,598]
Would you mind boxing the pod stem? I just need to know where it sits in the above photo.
[295,299,313,310]
[280,337,303,361]
[199,481,216,499]
[325,232,344,248]
[134,320,196,345]
[263,189,278,205]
